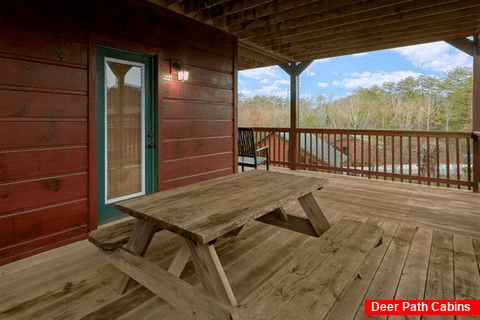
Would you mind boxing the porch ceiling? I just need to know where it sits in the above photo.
[147,0,480,70]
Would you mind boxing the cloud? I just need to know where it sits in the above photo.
[239,66,278,80]
[317,81,328,89]
[352,52,368,57]
[392,42,472,72]
[275,79,289,85]
[239,89,253,96]
[256,79,290,96]
[334,71,422,89]
[303,63,317,77]
[259,78,270,84]
[314,58,332,64]
[240,79,290,98]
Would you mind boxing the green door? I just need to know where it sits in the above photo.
[97,46,156,225]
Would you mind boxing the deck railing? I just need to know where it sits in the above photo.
[253,127,476,190]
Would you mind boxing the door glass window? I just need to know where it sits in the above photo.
[104,58,145,203]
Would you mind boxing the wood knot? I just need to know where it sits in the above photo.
[63,282,73,293]
[46,178,62,192]
[56,50,64,62]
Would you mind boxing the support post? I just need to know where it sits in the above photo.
[473,36,480,192]
[279,61,313,170]
[446,37,480,192]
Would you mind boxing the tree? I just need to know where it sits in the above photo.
[238,66,472,131]
[449,76,472,130]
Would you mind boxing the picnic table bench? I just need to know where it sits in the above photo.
[89,171,383,319]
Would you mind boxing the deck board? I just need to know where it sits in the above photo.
[1,169,480,320]
[353,224,417,320]
[424,230,455,320]
[325,220,398,320]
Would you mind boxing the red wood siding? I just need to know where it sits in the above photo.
[88,0,237,190]
[157,46,235,189]
[163,137,232,160]
[0,21,89,265]
[159,78,234,187]
[0,0,236,265]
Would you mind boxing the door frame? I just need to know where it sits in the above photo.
[96,44,157,225]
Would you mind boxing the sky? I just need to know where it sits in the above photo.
[238,41,473,101]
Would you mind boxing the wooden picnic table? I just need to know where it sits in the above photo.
[93,170,331,320]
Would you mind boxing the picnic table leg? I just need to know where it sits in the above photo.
[167,242,191,277]
[111,219,157,294]
[185,239,239,319]
[298,192,331,236]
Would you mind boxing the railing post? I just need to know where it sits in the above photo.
[473,36,480,192]
[279,61,313,170]
[474,134,480,192]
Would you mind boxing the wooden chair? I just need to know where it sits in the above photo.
[238,127,269,171]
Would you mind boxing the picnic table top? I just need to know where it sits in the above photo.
[115,171,326,244]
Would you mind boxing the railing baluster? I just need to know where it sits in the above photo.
[328,133,331,173]
[408,136,412,183]
[384,135,387,180]
[400,135,403,182]
[436,136,440,186]
[467,137,471,190]
[300,132,303,167]
[347,133,350,172]
[361,135,364,177]
[353,134,357,176]
[376,135,379,179]
[427,137,431,186]
[309,133,313,167]
[277,131,280,164]
[334,134,337,169]
[446,136,450,187]
[368,135,371,179]
[321,133,324,172]
[457,137,461,188]
[417,136,421,184]
[340,134,343,171]
[392,135,395,179]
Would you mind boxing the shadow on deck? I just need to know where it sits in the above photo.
[1,169,480,319]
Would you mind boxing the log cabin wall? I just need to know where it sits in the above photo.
[156,24,236,190]
[0,0,237,265]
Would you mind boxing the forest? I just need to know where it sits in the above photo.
[238,66,473,132]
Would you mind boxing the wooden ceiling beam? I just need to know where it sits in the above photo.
[268,13,480,54]
[238,39,292,70]
[446,38,476,56]
[238,26,478,68]
[247,0,480,45]
[232,0,407,36]
[181,0,216,15]
[216,0,364,31]
[279,61,313,76]
[196,0,275,22]
[246,0,478,44]
[147,0,185,15]
[287,22,477,56]
[291,26,479,61]
[281,27,477,59]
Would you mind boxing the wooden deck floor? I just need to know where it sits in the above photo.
[1,170,480,320]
